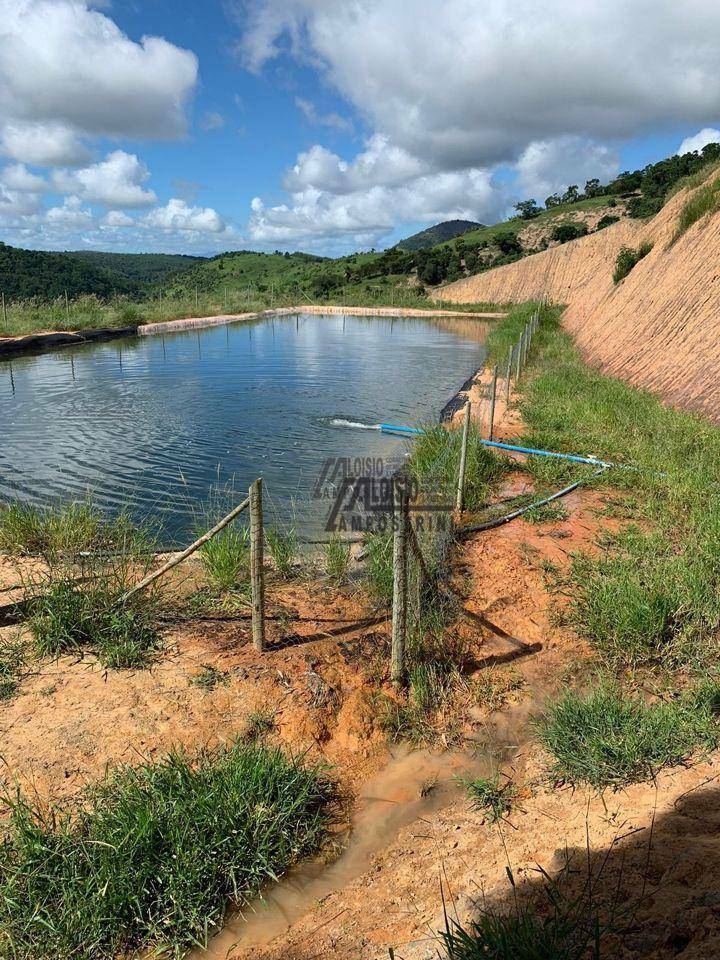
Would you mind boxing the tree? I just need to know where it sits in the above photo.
[584,178,601,198]
[562,185,580,204]
[494,233,522,256]
[514,199,542,220]
[551,222,588,244]
[545,193,562,208]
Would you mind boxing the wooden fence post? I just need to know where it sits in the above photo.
[250,478,265,653]
[487,365,498,441]
[505,343,513,405]
[455,400,472,512]
[391,477,408,686]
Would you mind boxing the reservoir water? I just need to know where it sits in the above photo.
[0,313,489,542]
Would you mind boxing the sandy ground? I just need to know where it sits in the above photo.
[1,385,718,958]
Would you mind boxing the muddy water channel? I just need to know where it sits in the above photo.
[0,313,488,542]
[193,701,531,958]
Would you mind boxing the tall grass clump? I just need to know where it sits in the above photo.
[266,526,297,578]
[408,422,501,512]
[671,170,720,243]
[364,530,394,603]
[0,742,336,959]
[197,526,250,591]
[536,682,720,790]
[325,535,351,585]
[0,498,143,561]
[0,639,25,700]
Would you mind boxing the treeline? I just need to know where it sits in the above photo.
[66,251,206,286]
[0,243,139,301]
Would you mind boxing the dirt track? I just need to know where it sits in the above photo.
[440,174,720,422]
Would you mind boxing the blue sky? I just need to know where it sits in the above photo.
[0,0,719,256]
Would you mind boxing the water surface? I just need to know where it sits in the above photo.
[1,313,488,542]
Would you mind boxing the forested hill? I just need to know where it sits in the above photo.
[65,251,206,285]
[396,219,483,251]
[0,243,138,300]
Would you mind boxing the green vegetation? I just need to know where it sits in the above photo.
[0,742,335,959]
[197,523,249,592]
[672,171,720,243]
[189,663,230,690]
[613,241,653,283]
[325,535,351,585]
[0,639,25,700]
[0,241,137,301]
[364,531,394,603]
[440,894,601,960]
[0,499,142,560]
[536,682,720,790]
[523,501,568,525]
[244,707,277,741]
[396,219,483,252]
[29,576,160,669]
[462,773,515,822]
[65,250,206,286]
[266,526,297,578]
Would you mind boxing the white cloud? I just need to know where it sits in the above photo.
[0,162,47,192]
[249,164,502,247]
[142,198,226,234]
[101,210,134,228]
[679,127,720,155]
[515,137,620,201]
[45,195,94,228]
[0,121,91,167]
[200,111,226,131]
[53,151,157,208]
[295,97,353,133]
[0,0,198,166]
[236,1,720,170]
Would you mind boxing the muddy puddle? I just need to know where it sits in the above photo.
[193,702,532,959]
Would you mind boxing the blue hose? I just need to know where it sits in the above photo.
[379,422,617,469]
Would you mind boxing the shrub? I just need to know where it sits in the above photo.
[672,174,720,243]
[535,682,720,789]
[0,742,336,958]
[595,215,619,230]
[551,222,588,244]
[612,241,652,283]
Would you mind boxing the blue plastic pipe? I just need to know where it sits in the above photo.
[379,423,618,469]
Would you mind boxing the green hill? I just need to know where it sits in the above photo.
[0,242,138,301]
[65,251,206,286]
[396,219,484,251]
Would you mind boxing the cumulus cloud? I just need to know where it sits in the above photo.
[102,210,134,228]
[295,98,353,133]
[142,198,227,234]
[0,162,47,192]
[45,195,94,229]
[53,151,157,208]
[0,0,198,166]
[515,137,620,201]
[236,1,720,170]
[679,127,720,155]
[0,121,91,167]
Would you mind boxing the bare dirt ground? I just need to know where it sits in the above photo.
[1,389,718,959]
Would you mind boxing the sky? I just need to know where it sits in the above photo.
[1,0,719,258]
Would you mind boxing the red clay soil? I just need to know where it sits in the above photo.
[440,171,720,423]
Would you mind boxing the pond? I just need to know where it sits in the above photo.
[0,313,489,543]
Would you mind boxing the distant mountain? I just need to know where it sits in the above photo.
[396,219,485,252]
[0,242,138,300]
[65,251,207,286]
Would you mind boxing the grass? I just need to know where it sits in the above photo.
[0,499,146,561]
[29,577,160,668]
[407,422,502,513]
[325,535,351,585]
[535,681,720,790]
[197,526,249,592]
[0,639,25,700]
[364,530,394,603]
[524,501,568,525]
[0,742,336,959]
[462,773,516,822]
[189,663,230,690]
[671,171,720,243]
[266,526,297,578]
[244,707,277,741]
[513,307,720,673]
